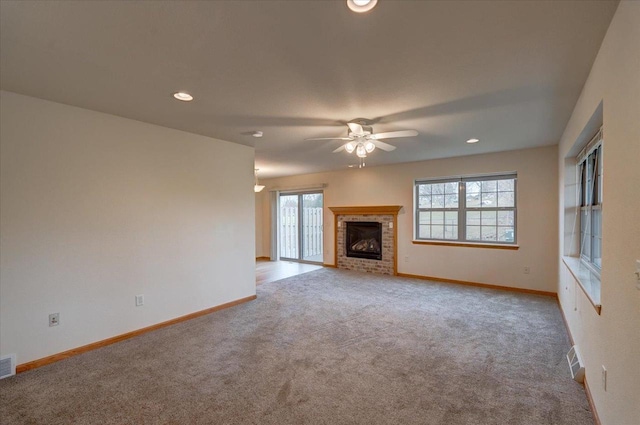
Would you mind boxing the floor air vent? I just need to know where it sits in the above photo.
[566,345,585,383]
[0,354,16,379]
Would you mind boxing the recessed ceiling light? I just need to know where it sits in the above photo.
[173,92,193,102]
[466,138,480,144]
[347,0,378,13]
[252,131,264,138]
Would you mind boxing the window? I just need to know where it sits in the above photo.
[415,173,517,244]
[578,130,603,271]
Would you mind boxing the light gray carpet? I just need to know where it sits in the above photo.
[0,268,592,425]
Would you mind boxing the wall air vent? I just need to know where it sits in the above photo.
[566,345,585,383]
[0,354,16,379]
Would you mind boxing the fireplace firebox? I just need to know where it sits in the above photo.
[346,221,382,260]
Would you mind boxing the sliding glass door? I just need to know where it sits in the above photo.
[279,192,323,263]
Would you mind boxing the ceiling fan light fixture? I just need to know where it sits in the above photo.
[364,141,376,153]
[356,143,367,158]
[345,141,356,153]
[347,0,378,13]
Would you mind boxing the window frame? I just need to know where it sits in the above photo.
[576,129,603,275]
[414,173,518,245]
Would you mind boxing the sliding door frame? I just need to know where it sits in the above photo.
[278,190,324,264]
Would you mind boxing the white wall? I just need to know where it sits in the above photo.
[258,145,558,293]
[0,91,256,365]
[557,2,640,424]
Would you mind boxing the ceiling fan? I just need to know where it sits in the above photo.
[305,121,418,167]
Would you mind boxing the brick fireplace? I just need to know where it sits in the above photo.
[329,206,402,275]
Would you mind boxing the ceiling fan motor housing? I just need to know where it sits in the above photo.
[348,125,373,137]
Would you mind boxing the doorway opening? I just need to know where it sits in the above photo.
[279,192,323,263]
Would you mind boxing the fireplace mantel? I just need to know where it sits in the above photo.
[329,205,402,216]
[329,206,402,275]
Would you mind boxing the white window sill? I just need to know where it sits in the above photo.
[562,256,602,314]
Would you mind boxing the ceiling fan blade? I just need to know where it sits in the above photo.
[347,122,365,136]
[371,140,396,152]
[332,145,346,153]
[305,137,353,141]
[370,130,418,140]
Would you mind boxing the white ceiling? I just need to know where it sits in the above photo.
[0,1,617,178]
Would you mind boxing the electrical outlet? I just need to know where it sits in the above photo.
[49,313,59,327]
[404,256,409,263]
[524,266,530,274]
[601,365,607,391]
[135,294,144,307]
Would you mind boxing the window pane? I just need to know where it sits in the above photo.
[444,210,458,240]
[431,211,444,225]
[419,224,431,239]
[467,211,481,225]
[444,194,458,208]
[481,226,497,241]
[466,181,481,194]
[432,195,445,208]
[444,225,458,240]
[497,191,514,207]
[497,210,514,226]
[482,180,497,192]
[585,155,594,205]
[498,179,514,191]
[597,149,603,204]
[592,209,602,268]
[481,192,497,208]
[445,211,458,225]
[419,195,431,208]
[467,225,481,240]
[445,182,458,194]
[481,211,497,226]
[418,211,430,225]
[432,183,445,195]
[418,184,432,196]
[431,226,444,239]
[579,163,586,207]
[580,209,591,259]
[593,236,602,268]
[592,208,601,237]
[466,193,481,208]
[582,162,588,207]
[498,227,514,242]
